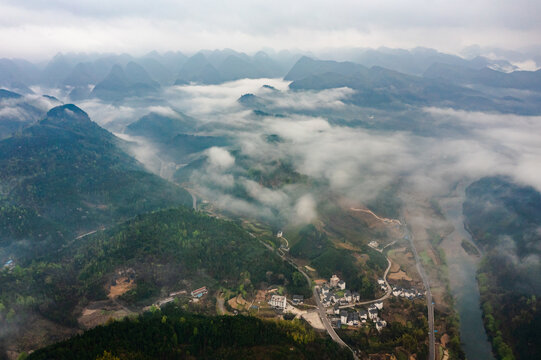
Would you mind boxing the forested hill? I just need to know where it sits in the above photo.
[463,176,541,359]
[0,104,192,257]
[73,207,310,300]
[28,305,353,360]
[0,207,310,352]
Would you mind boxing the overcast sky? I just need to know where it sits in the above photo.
[0,0,540,60]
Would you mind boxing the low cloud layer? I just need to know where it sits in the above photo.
[17,79,541,227]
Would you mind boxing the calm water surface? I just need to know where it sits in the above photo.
[440,191,495,360]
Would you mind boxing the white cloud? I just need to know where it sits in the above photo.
[294,194,317,224]
[206,147,235,169]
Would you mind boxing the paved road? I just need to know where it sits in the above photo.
[403,222,435,360]
[253,234,358,359]
[338,255,393,309]
[303,272,359,359]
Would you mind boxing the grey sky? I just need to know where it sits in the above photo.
[0,0,540,59]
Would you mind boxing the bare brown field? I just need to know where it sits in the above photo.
[388,270,413,282]
[108,276,135,299]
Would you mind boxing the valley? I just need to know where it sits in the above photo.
[2,44,541,360]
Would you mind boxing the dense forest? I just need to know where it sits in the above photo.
[27,304,353,360]
[464,176,541,359]
[0,104,192,259]
[0,207,310,352]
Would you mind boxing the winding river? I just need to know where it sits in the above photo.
[440,189,495,360]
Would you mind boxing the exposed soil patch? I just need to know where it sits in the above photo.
[388,270,413,282]
[301,311,325,330]
[227,294,248,310]
[78,300,133,329]
[108,276,135,299]
[6,315,77,357]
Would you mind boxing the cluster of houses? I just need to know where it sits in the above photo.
[391,285,423,300]
[330,301,387,331]
[318,275,388,332]
[319,275,360,307]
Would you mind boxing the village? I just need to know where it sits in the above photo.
[73,221,427,347]
[266,272,424,333]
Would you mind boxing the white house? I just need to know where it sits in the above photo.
[269,295,287,310]
[347,312,360,326]
[292,295,304,305]
[376,320,387,332]
[321,285,330,296]
[330,274,340,288]
[377,279,385,285]
[322,294,333,307]
[359,309,368,321]
[344,290,352,303]
[340,310,348,325]
[352,291,360,302]
[338,280,346,290]
[374,301,383,310]
[368,240,379,249]
[368,308,378,321]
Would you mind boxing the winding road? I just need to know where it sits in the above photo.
[295,259,360,360]
[253,234,359,360]
[338,255,393,309]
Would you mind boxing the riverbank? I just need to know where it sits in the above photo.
[439,188,494,360]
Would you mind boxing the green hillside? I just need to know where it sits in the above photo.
[0,207,310,350]
[464,176,541,359]
[0,104,192,256]
[28,305,352,360]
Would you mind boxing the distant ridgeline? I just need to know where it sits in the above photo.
[0,104,192,258]
[286,57,541,115]
[0,89,48,140]
[463,176,541,360]
[28,305,353,360]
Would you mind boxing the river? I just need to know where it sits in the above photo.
[440,188,495,360]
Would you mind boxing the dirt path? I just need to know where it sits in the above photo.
[216,293,229,315]
[349,208,402,225]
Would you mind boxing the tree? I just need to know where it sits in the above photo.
[292,272,305,287]
[95,351,120,360]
